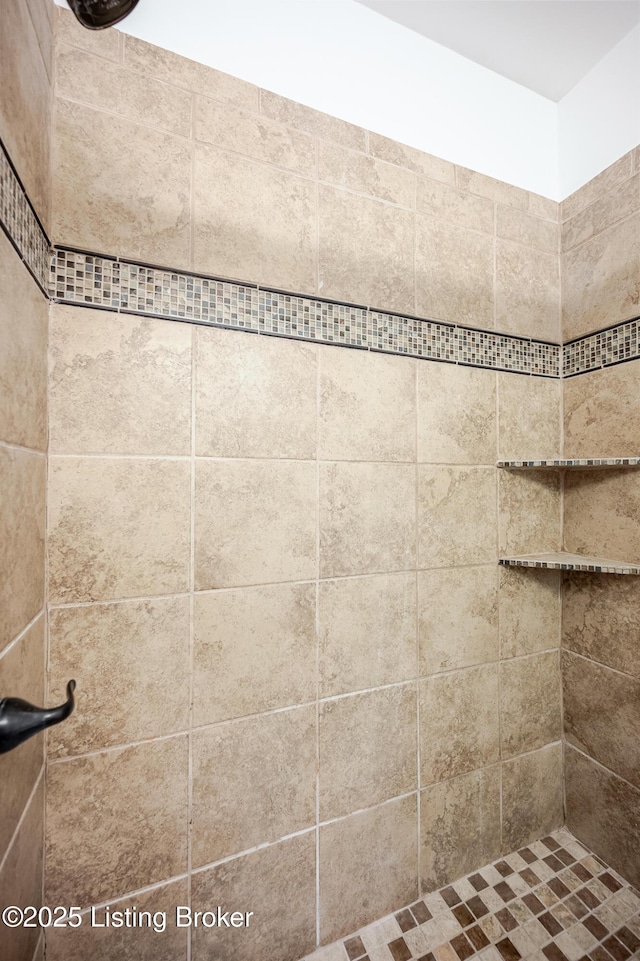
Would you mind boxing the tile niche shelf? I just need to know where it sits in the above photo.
[498,457,640,575]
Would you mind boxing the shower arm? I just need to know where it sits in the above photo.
[0,681,76,755]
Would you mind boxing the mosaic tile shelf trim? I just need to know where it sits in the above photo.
[305,828,640,961]
[0,140,50,292]
[497,459,640,470]
[499,553,640,576]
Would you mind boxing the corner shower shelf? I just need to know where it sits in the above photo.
[499,552,640,575]
[497,457,640,469]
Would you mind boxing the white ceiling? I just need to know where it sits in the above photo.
[357,0,640,101]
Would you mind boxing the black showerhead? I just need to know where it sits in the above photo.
[67,0,140,30]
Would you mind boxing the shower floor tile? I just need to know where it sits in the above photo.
[305,829,640,961]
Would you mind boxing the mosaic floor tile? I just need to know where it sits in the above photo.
[304,830,640,961]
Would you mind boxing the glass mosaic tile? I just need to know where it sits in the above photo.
[498,459,640,470]
[0,140,50,291]
[499,552,640,575]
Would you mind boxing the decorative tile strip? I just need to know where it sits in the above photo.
[498,458,640,469]
[499,552,640,575]
[0,140,50,292]
[563,317,640,377]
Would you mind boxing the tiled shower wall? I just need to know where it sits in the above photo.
[0,1,52,961]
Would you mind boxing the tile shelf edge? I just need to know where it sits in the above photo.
[499,552,640,575]
[497,458,640,469]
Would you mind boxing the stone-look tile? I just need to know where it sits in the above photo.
[319,141,415,207]
[563,362,640,459]
[529,193,559,222]
[418,363,496,465]
[319,572,416,698]
[498,374,561,461]
[562,173,639,252]
[48,457,190,604]
[418,466,497,568]
[56,6,121,61]
[48,597,190,757]
[418,566,498,675]
[0,0,51,227]
[496,206,559,253]
[318,185,415,314]
[496,241,560,341]
[46,736,188,905]
[500,651,562,759]
[563,650,640,789]
[320,462,415,577]
[25,0,53,78]
[562,213,640,340]
[192,706,316,865]
[49,306,192,456]
[0,617,44,862]
[45,878,189,961]
[499,567,560,658]
[415,216,494,327]
[194,582,316,724]
[196,95,316,176]
[191,833,316,961]
[0,776,44,961]
[320,796,418,943]
[369,133,456,183]
[319,347,416,462]
[498,470,561,555]
[53,99,191,267]
[562,572,640,679]
[196,326,317,459]
[193,142,316,292]
[502,744,563,851]
[421,765,501,891]
[195,459,316,589]
[0,232,47,450]
[56,43,192,137]
[123,33,259,110]
[456,167,529,210]
[319,685,417,820]
[561,152,634,221]
[420,665,499,784]
[416,177,494,233]
[261,89,366,150]
[0,446,45,652]
[564,469,640,565]
[565,745,640,889]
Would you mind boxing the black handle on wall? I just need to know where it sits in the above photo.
[0,681,76,755]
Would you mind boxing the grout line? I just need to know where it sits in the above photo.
[0,609,45,663]
[186,323,196,961]
[0,766,45,879]
[562,646,640,684]
[0,439,47,456]
[314,345,321,947]
[565,742,640,796]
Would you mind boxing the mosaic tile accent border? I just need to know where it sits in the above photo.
[0,139,50,292]
[499,553,640,576]
[563,319,640,378]
[497,459,640,470]
[305,829,640,961]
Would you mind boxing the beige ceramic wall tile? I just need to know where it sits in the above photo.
[562,572,640,679]
[0,233,47,450]
[418,466,497,567]
[319,572,416,698]
[500,651,562,758]
[415,216,494,327]
[416,177,494,233]
[498,373,561,461]
[49,305,192,456]
[498,470,561,555]
[0,446,45,652]
[56,43,192,137]
[319,347,415,461]
[529,193,559,222]
[260,89,366,150]
[195,459,316,588]
[564,469,640,564]
[319,796,418,943]
[46,736,188,905]
[563,650,640,788]
[191,833,316,961]
[319,141,415,207]
[0,777,43,961]
[319,685,417,820]
[318,185,415,314]
[565,745,640,889]
[496,206,559,253]
[192,706,316,864]
[196,95,316,176]
[319,462,415,577]
[501,743,563,850]
[455,167,529,210]
[562,174,639,252]
[561,152,634,221]
[563,362,640,458]
[194,582,316,724]
[196,326,317,458]
[46,878,189,961]
[562,213,640,340]
[56,5,121,61]
[420,765,500,891]
[48,597,190,757]
[420,665,499,784]
[53,99,191,267]
[193,142,316,291]
[500,567,560,658]
[418,566,498,675]
[48,457,190,604]
[495,240,560,341]
[368,133,455,183]
[417,362,496,465]
[0,616,44,862]
[25,0,53,78]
